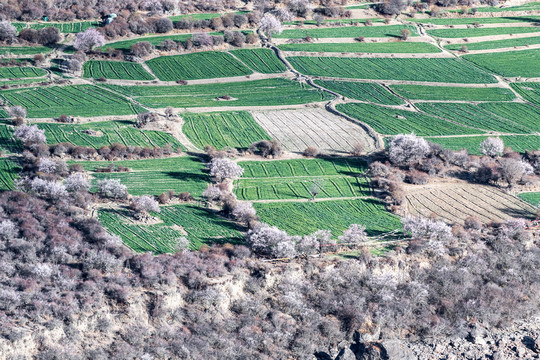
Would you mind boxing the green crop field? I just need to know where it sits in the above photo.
[229,48,287,73]
[14,21,99,33]
[337,103,479,135]
[0,67,47,79]
[0,159,21,191]
[0,85,143,118]
[100,33,196,52]
[518,192,540,206]
[105,78,332,108]
[182,111,270,150]
[83,60,154,80]
[409,15,540,25]
[75,156,206,196]
[0,78,46,87]
[465,49,540,77]
[235,158,369,201]
[99,204,243,253]
[146,51,252,81]
[476,1,540,12]
[278,41,442,53]
[315,80,403,104]
[284,18,384,26]
[0,125,22,153]
[274,25,418,38]
[288,57,497,83]
[254,199,402,236]
[427,26,540,38]
[426,135,540,155]
[512,82,540,105]
[39,120,183,149]
[389,84,515,101]
[0,46,52,55]
[445,36,540,51]
[417,102,540,133]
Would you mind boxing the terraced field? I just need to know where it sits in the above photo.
[0,67,47,79]
[315,80,403,104]
[255,199,402,236]
[75,156,206,196]
[251,108,376,153]
[0,159,21,191]
[464,49,540,77]
[0,125,21,153]
[182,111,270,150]
[100,33,197,52]
[279,42,442,53]
[445,36,540,51]
[83,60,154,80]
[389,84,516,101]
[427,135,540,155]
[105,79,332,108]
[100,205,243,253]
[0,46,52,55]
[229,48,287,73]
[511,82,540,104]
[235,158,369,201]
[274,25,418,38]
[39,120,183,149]
[0,85,143,118]
[288,57,497,83]
[428,26,540,38]
[146,51,252,81]
[337,103,478,136]
[410,15,540,25]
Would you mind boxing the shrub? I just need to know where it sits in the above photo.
[303,147,318,157]
[96,179,128,199]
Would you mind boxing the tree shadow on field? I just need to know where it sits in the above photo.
[499,206,536,220]
[183,205,245,247]
[501,17,540,25]
[164,171,209,184]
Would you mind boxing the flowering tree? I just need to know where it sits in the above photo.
[480,137,504,157]
[402,217,452,242]
[38,158,58,174]
[29,178,68,200]
[173,237,190,252]
[202,185,222,202]
[130,195,161,218]
[208,158,244,181]
[388,133,430,166]
[96,179,128,199]
[64,173,90,193]
[259,13,283,40]
[338,224,367,245]
[0,21,16,42]
[74,28,106,51]
[232,202,257,225]
[246,223,296,258]
[14,125,47,145]
[499,158,533,187]
[7,106,27,119]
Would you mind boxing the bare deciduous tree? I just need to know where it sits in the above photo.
[0,21,17,42]
[338,224,367,245]
[499,158,533,188]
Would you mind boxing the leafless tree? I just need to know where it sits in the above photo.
[130,41,155,58]
[499,158,533,188]
[192,32,214,47]
[0,21,16,42]
[338,224,367,245]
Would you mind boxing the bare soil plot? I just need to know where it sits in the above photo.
[404,182,536,224]
[250,108,376,154]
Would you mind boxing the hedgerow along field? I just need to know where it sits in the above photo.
[0,85,144,118]
[389,84,516,101]
[274,25,418,38]
[182,111,271,150]
[314,80,403,105]
[409,15,540,25]
[254,199,402,237]
[337,103,479,136]
[464,49,540,77]
[445,36,540,51]
[146,51,253,81]
[0,67,47,78]
[229,48,287,73]
[427,26,540,38]
[0,159,21,191]
[0,46,51,55]
[83,60,154,81]
[287,57,497,83]
[417,102,540,133]
[235,158,370,201]
[39,120,183,149]
[105,79,333,108]
[99,205,243,253]
[426,135,540,155]
[73,156,206,196]
[278,42,442,53]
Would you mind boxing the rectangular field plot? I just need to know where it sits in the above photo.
[426,135,540,155]
[464,49,540,77]
[0,159,21,191]
[410,16,540,25]
[315,80,403,105]
[288,57,497,83]
[511,82,540,105]
[146,51,252,81]
[0,67,47,79]
[0,46,51,55]
[99,205,243,253]
[278,42,441,53]
[235,158,369,201]
[100,33,195,52]
[254,199,402,236]
[77,156,207,196]
[39,120,183,149]
[405,183,536,225]
[0,85,143,118]
[476,2,540,12]
[251,108,376,154]
[427,26,540,38]
[83,60,154,80]
[518,192,540,206]
[229,48,287,73]
[182,111,270,150]
[445,36,540,51]
[389,84,516,101]
[105,79,332,108]
[337,103,479,136]
[417,102,540,133]
[274,25,418,38]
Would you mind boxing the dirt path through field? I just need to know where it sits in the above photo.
[454,43,540,55]
[439,31,540,44]
[280,50,455,58]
